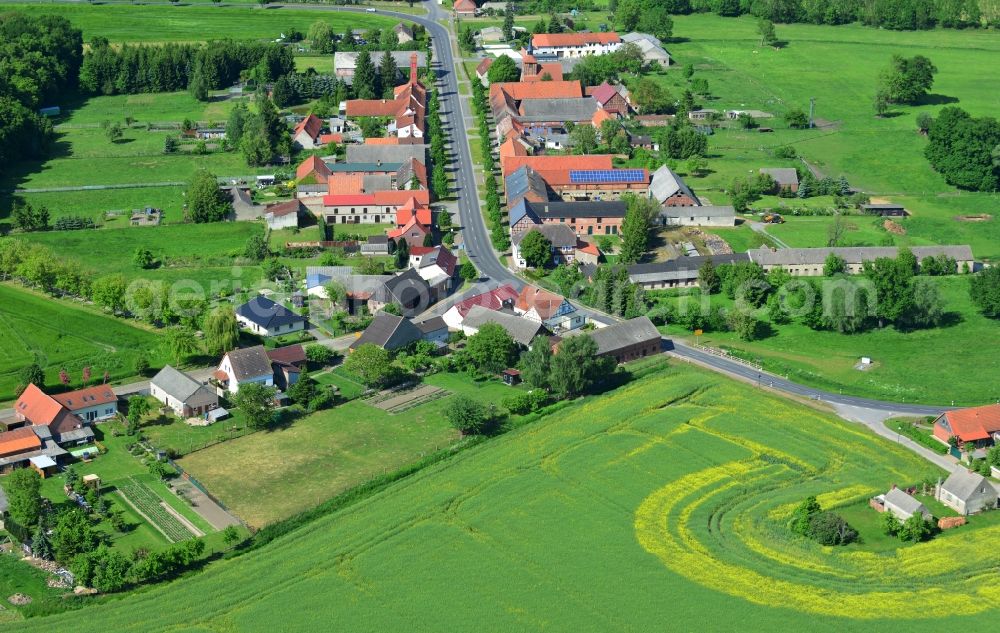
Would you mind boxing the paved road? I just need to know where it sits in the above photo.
[667,339,951,416]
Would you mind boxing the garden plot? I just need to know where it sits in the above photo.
[117,477,196,543]
[368,385,451,414]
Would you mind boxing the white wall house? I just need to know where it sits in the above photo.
[217,347,275,394]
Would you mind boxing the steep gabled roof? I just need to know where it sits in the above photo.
[501,154,613,177]
[590,81,619,105]
[516,285,570,320]
[939,404,1000,442]
[222,346,274,381]
[296,155,332,182]
[489,80,583,103]
[464,305,549,347]
[293,114,323,141]
[512,224,577,248]
[267,344,307,367]
[650,164,698,203]
[151,365,206,402]
[577,316,660,357]
[452,284,520,317]
[396,196,433,226]
[15,384,66,427]
[941,469,993,502]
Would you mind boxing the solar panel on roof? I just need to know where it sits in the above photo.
[568,169,646,184]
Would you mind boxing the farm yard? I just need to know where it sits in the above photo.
[13,364,1000,631]
[176,373,513,527]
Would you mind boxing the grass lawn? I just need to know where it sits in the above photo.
[0,284,168,403]
[19,221,266,289]
[654,275,1000,405]
[177,372,517,527]
[649,14,1000,261]
[0,554,70,621]
[0,4,396,43]
[23,364,1000,631]
[313,366,367,400]
[269,225,323,250]
[703,223,774,253]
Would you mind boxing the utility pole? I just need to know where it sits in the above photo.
[808,97,815,129]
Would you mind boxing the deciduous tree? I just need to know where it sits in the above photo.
[231,382,276,429]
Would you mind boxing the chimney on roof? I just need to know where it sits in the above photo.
[410,52,418,84]
[377,159,382,166]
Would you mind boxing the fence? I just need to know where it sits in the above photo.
[692,343,763,371]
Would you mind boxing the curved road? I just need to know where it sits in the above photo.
[26,0,953,417]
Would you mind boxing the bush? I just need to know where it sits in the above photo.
[807,511,858,546]
[501,391,548,415]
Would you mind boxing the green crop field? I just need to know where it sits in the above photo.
[651,14,1000,260]
[0,284,168,402]
[0,3,395,43]
[177,373,515,527]
[654,275,1000,405]
[15,363,1000,631]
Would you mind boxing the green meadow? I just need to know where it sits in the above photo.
[16,364,1000,631]
[0,3,395,42]
[653,14,1000,260]
[654,275,1000,405]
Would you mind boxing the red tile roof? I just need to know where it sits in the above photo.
[395,196,432,226]
[577,242,600,256]
[323,194,377,206]
[52,385,118,411]
[454,0,477,13]
[327,174,365,195]
[523,62,563,82]
[365,137,400,145]
[532,32,621,47]
[452,284,520,317]
[319,133,343,145]
[15,384,65,427]
[592,108,615,127]
[0,426,42,458]
[516,286,567,320]
[296,155,331,183]
[489,81,583,102]
[476,57,493,76]
[499,136,529,159]
[294,114,323,141]
[267,344,307,367]
[409,246,435,256]
[346,99,400,117]
[536,167,648,186]
[590,81,618,105]
[375,189,430,206]
[938,404,1000,442]
[388,217,430,239]
[266,199,304,217]
[501,154,614,177]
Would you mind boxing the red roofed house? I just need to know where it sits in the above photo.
[501,154,613,178]
[388,217,431,249]
[365,137,400,145]
[442,284,520,328]
[322,189,431,224]
[454,0,477,15]
[475,57,493,86]
[575,241,602,265]
[265,199,304,230]
[395,196,432,227]
[319,133,343,145]
[592,108,616,128]
[296,155,332,184]
[326,174,365,196]
[933,404,1000,450]
[520,49,563,82]
[292,114,324,149]
[590,81,631,116]
[346,53,426,143]
[531,32,622,58]
[514,285,584,332]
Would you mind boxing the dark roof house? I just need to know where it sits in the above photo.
[351,313,424,351]
[236,296,307,332]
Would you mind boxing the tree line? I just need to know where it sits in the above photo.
[79,39,295,98]
[644,0,995,30]
[0,13,82,173]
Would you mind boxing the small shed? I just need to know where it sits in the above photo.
[82,474,102,490]
[861,203,909,217]
[29,455,58,478]
[502,369,522,386]
[881,487,931,521]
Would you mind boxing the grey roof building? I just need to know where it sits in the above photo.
[627,253,750,289]
[375,268,434,316]
[346,144,427,166]
[649,165,699,205]
[621,32,671,66]
[577,316,662,360]
[505,166,550,205]
[350,313,424,351]
[461,305,550,347]
[747,245,975,275]
[759,168,799,189]
[658,205,737,227]
[236,296,307,333]
[518,98,598,123]
[223,346,274,382]
[511,223,578,249]
[938,470,998,515]
[150,365,219,417]
[881,488,931,521]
